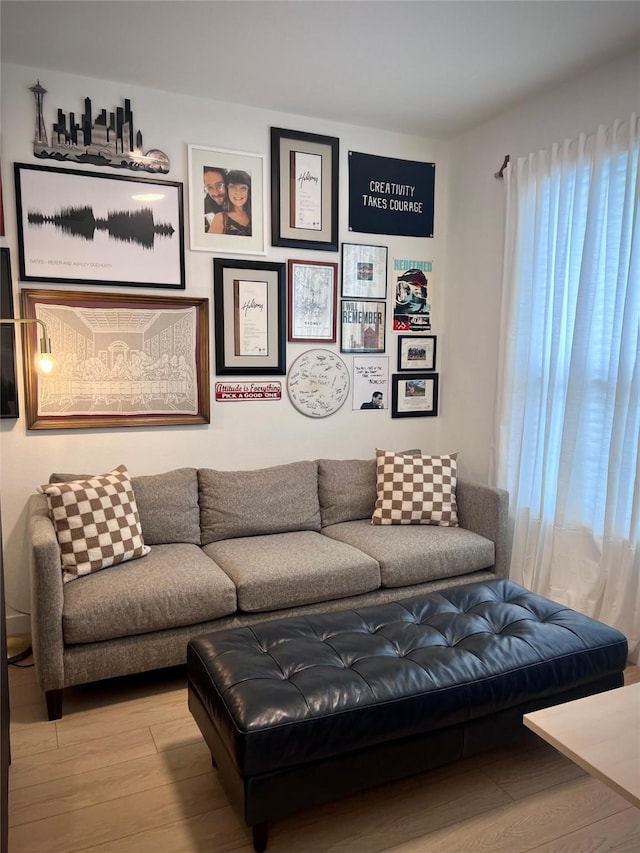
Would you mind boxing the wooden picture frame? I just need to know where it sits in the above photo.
[340,299,386,354]
[397,334,437,371]
[14,163,185,288]
[20,289,210,430]
[271,127,339,251]
[187,144,266,255]
[341,243,388,299]
[391,372,439,418]
[214,258,286,375]
[287,259,337,343]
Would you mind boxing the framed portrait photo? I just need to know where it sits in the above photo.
[391,372,439,418]
[397,334,437,371]
[188,144,266,255]
[341,243,388,299]
[341,299,386,354]
[287,259,337,343]
[14,163,185,288]
[19,289,210,430]
[213,257,286,376]
[271,127,339,251]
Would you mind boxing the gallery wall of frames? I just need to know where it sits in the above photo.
[1,82,440,429]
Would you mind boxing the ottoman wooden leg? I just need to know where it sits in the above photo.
[252,821,268,852]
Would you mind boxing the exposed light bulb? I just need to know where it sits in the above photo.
[34,352,56,376]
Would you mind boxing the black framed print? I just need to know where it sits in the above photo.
[391,372,439,418]
[340,299,386,354]
[214,257,286,376]
[271,127,339,251]
[14,163,185,288]
[0,248,19,418]
[397,335,436,371]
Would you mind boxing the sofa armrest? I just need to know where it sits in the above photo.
[456,479,511,580]
[28,493,65,692]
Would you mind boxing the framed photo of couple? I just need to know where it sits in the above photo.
[187,144,267,255]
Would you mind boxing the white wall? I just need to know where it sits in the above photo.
[3,49,638,626]
[0,63,450,618]
[444,49,640,483]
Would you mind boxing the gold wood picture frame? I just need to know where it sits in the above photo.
[20,289,210,430]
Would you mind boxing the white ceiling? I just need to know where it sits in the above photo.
[2,0,640,139]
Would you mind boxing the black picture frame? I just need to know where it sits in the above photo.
[14,163,186,289]
[213,258,286,376]
[0,248,19,419]
[340,299,386,354]
[391,372,439,418]
[270,127,339,251]
[397,334,437,371]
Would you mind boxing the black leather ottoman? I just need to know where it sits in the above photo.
[187,579,627,851]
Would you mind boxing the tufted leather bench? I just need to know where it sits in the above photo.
[187,579,627,851]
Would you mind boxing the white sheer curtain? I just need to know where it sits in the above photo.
[493,115,640,663]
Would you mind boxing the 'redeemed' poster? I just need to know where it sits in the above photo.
[392,258,433,331]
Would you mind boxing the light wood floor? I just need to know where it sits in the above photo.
[7,654,640,853]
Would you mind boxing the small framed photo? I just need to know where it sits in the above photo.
[287,259,337,343]
[213,257,286,376]
[341,299,386,354]
[14,163,185,288]
[20,289,210,430]
[271,127,339,251]
[341,243,388,299]
[392,372,439,418]
[187,144,266,255]
[397,334,437,371]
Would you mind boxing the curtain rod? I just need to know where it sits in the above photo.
[494,154,510,179]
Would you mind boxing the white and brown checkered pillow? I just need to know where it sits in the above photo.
[39,465,150,582]
[372,449,459,526]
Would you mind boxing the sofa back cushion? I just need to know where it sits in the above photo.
[199,460,321,544]
[318,458,376,527]
[131,468,201,545]
[318,450,422,527]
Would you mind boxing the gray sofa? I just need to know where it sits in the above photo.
[28,457,509,719]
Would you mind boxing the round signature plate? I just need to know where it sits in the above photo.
[287,349,350,418]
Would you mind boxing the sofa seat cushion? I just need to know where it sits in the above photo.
[202,531,380,613]
[321,520,494,588]
[63,544,237,644]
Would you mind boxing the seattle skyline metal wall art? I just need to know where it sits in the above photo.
[30,81,170,174]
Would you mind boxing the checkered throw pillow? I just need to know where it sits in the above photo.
[371,449,459,526]
[39,465,150,582]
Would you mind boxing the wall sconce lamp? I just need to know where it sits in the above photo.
[0,317,56,375]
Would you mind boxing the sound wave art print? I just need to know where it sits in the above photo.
[14,163,185,288]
